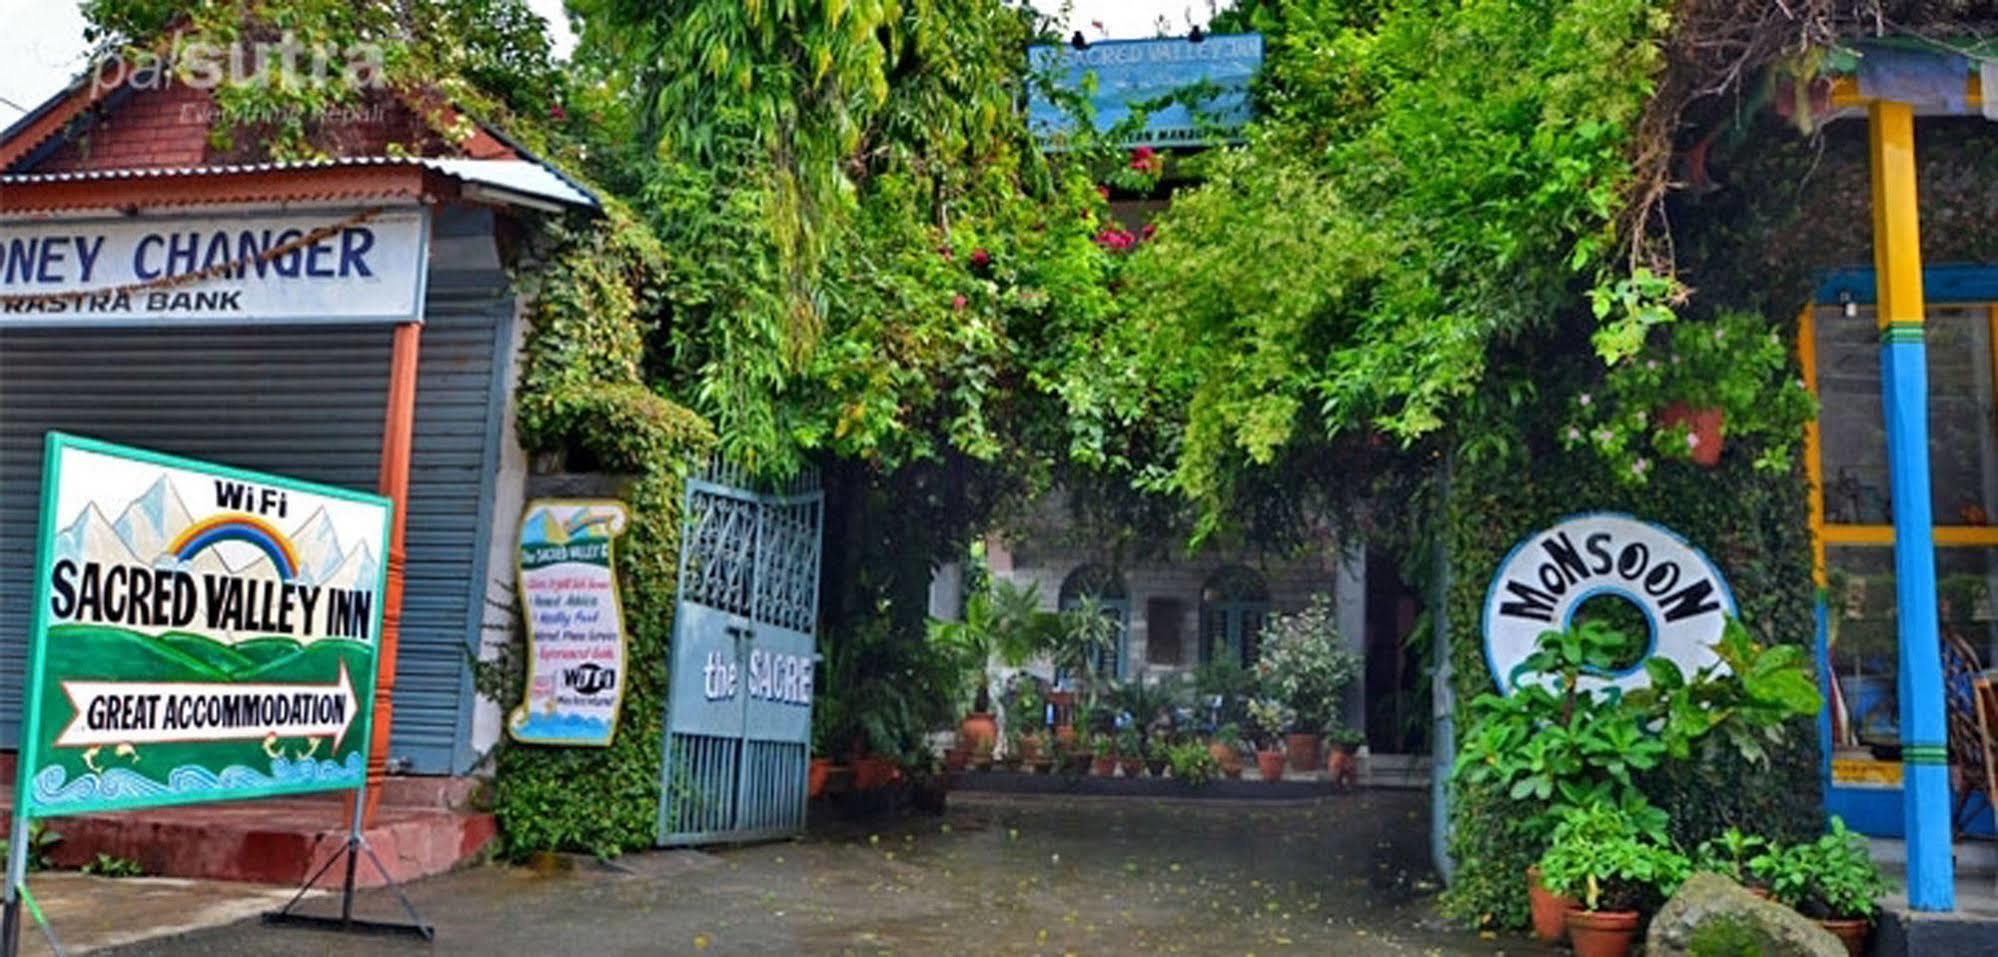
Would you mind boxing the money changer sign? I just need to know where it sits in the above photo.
[16,433,389,818]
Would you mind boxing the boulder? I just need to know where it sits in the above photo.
[1646,872,1846,957]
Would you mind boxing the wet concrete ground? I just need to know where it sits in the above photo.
[106,791,1520,956]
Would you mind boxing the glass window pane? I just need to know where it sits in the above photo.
[1812,304,1997,527]
[1827,546,1998,751]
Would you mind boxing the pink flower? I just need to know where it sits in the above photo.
[937,245,954,261]
[952,293,968,311]
[1129,145,1163,175]
[1632,458,1651,476]
[1094,228,1136,252]
[1096,184,1111,200]
[1139,222,1157,241]
[970,248,991,268]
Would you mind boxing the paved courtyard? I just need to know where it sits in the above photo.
[105,791,1516,956]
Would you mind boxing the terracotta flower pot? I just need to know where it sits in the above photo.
[1818,917,1867,957]
[958,712,998,755]
[944,748,969,773]
[808,758,832,798]
[1565,909,1640,957]
[1284,733,1321,772]
[1054,724,1078,747]
[1118,756,1143,778]
[1326,746,1357,790]
[1661,403,1724,467]
[1526,865,1580,943]
[1018,737,1043,763]
[1256,750,1286,782]
[1092,755,1118,776]
[1208,742,1243,777]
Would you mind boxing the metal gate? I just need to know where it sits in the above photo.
[657,462,822,845]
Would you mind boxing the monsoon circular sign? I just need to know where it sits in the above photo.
[1481,513,1735,696]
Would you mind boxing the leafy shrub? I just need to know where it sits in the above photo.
[1164,740,1222,786]
[1751,818,1888,920]
[1537,801,1691,912]
[1254,594,1359,733]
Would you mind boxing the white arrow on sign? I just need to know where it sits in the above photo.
[56,661,358,750]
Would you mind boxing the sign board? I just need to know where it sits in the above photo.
[507,500,631,746]
[667,604,816,745]
[1027,34,1262,147]
[17,433,389,818]
[0,207,428,327]
[1832,758,1903,790]
[1482,512,1736,696]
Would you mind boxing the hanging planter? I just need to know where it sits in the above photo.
[1660,403,1724,467]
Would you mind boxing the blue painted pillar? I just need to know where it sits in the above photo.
[1869,99,1953,910]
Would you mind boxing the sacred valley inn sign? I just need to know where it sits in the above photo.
[0,207,427,326]
[17,433,389,818]
[1481,512,1736,697]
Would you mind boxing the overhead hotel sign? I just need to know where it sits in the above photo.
[1482,512,1736,697]
[16,433,389,818]
[0,207,427,327]
[508,500,630,747]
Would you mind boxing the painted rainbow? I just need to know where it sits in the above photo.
[167,514,301,581]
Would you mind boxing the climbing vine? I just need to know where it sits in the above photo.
[487,207,714,858]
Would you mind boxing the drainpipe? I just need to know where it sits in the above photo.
[359,320,421,827]
[1431,453,1455,882]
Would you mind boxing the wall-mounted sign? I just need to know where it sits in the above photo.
[1027,34,1263,147]
[18,433,388,818]
[0,207,428,327]
[1482,512,1736,696]
[508,500,630,747]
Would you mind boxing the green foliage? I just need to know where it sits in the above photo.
[83,0,568,162]
[491,471,689,858]
[1693,828,1770,887]
[0,823,62,873]
[1245,696,1295,750]
[1447,616,1821,926]
[1100,0,1677,514]
[1252,594,1359,733]
[81,853,145,878]
[816,614,963,763]
[1164,740,1222,786]
[1191,657,1260,730]
[1536,800,1691,912]
[1751,818,1889,920]
[1561,310,1818,482]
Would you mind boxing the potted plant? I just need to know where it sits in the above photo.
[997,729,1023,772]
[1143,730,1170,778]
[1018,729,1048,772]
[1560,308,1816,480]
[1090,733,1118,776]
[1207,724,1245,779]
[1165,739,1221,787]
[1538,802,1691,957]
[1324,725,1362,789]
[1254,595,1359,772]
[1247,698,1292,782]
[1756,818,1887,957]
[1057,732,1092,776]
[1115,727,1144,778]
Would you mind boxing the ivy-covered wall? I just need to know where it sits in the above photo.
[1437,112,1998,929]
[1440,421,1822,926]
[484,214,716,858]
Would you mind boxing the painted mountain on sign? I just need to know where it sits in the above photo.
[54,479,379,642]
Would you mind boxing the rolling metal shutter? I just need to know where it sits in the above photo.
[0,207,511,774]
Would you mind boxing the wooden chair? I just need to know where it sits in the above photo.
[1942,631,1998,840]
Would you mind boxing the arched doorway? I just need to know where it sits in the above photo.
[1200,565,1269,667]
[1058,564,1130,680]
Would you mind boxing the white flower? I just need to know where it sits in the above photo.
[1579,393,1593,407]
[1566,426,1584,443]
[1595,429,1615,446]
[1632,457,1651,475]
[1634,410,1647,426]
[1714,328,1726,341]
[1687,432,1701,449]
[1646,359,1659,371]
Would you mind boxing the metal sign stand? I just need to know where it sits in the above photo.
[263,777,433,940]
[2,814,68,957]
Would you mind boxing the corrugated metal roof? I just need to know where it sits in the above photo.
[0,156,597,209]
